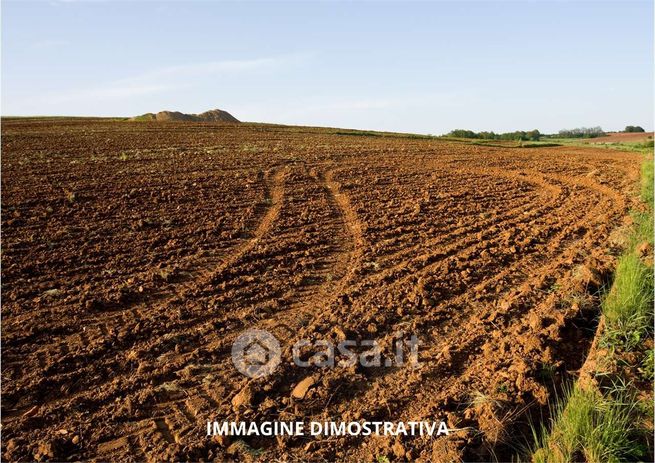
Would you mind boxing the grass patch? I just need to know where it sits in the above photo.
[522,142,563,148]
[532,383,646,463]
[630,210,653,249]
[469,140,563,148]
[641,157,653,206]
[335,130,383,138]
[130,114,156,122]
[334,129,437,140]
[600,253,653,350]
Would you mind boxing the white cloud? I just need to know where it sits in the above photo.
[34,54,306,106]
[115,57,282,86]
[44,84,175,104]
[32,39,70,49]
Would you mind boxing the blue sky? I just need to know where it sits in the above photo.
[2,1,653,134]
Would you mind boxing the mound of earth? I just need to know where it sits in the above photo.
[197,109,240,123]
[131,109,240,123]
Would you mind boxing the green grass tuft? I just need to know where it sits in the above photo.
[641,158,654,207]
[532,384,645,463]
[630,210,653,249]
[601,253,653,350]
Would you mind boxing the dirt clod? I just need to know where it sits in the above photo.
[291,376,316,399]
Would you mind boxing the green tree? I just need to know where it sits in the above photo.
[527,129,541,141]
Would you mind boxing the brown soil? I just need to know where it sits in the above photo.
[1,119,642,462]
[583,131,653,144]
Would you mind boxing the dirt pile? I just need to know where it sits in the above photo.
[196,109,240,123]
[131,108,240,123]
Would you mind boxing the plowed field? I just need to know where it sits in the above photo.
[1,119,642,462]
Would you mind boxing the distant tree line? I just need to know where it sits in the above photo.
[447,129,541,141]
[446,125,645,140]
[557,127,605,138]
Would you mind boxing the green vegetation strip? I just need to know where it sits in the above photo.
[530,154,653,463]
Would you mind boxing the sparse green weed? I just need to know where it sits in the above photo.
[532,384,644,463]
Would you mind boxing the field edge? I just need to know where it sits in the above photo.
[529,151,654,463]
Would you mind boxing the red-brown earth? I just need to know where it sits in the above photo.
[1,118,642,462]
[583,131,653,144]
